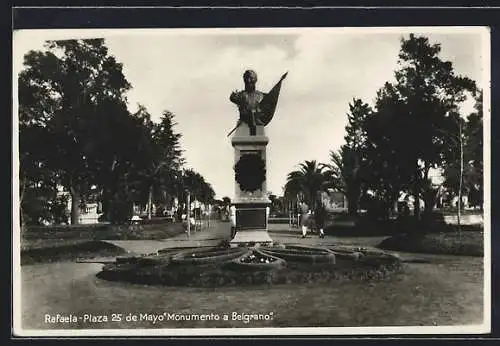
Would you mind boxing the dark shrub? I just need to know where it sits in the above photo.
[108,196,133,225]
[378,231,484,256]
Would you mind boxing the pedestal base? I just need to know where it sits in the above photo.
[230,230,274,247]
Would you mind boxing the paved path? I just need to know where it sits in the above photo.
[102,221,232,255]
[101,221,386,256]
[101,221,380,256]
[102,221,432,263]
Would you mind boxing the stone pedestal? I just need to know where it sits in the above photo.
[230,123,273,246]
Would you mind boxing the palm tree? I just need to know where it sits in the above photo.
[285,160,329,211]
[323,149,363,215]
[322,150,346,193]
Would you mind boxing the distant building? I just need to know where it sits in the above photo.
[320,189,347,211]
[57,185,103,225]
[79,202,101,224]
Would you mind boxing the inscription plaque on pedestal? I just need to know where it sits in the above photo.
[235,208,267,230]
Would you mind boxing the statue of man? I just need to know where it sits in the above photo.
[230,70,264,136]
[229,70,288,136]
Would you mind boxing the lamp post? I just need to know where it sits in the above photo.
[207,202,210,228]
[186,188,191,238]
[180,169,191,238]
[458,122,464,229]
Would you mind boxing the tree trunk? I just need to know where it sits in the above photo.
[20,201,26,234]
[69,185,80,225]
[422,162,434,216]
[413,169,421,220]
[207,204,210,228]
[391,188,400,218]
[347,183,361,216]
[458,122,463,230]
[413,192,420,220]
[423,188,438,218]
[20,179,27,232]
[147,186,153,220]
[347,193,358,216]
[101,189,112,222]
[186,191,191,238]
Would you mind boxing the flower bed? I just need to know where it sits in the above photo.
[225,250,286,271]
[328,245,401,265]
[170,247,250,265]
[97,244,403,287]
[259,245,336,264]
[116,253,172,266]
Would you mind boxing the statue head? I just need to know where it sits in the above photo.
[243,70,258,91]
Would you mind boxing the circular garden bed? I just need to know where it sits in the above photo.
[97,243,403,287]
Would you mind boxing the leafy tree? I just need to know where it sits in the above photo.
[129,107,185,219]
[363,85,415,218]
[87,99,147,223]
[268,193,280,214]
[177,169,215,207]
[284,174,302,204]
[18,39,131,224]
[367,34,476,219]
[222,196,231,206]
[324,98,373,215]
[464,91,483,209]
[19,122,59,226]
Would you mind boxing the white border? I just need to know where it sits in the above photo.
[11,25,494,39]
[15,324,491,337]
[12,26,492,337]
[481,25,492,335]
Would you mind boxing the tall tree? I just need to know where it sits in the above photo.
[285,160,328,211]
[464,91,484,209]
[368,34,476,219]
[325,98,372,215]
[151,111,185,210]
[364,82,415,217]
[18,39,131,224]
[178,169,215,206]
[130,107,185,219]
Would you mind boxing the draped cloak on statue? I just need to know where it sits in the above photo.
[256,72,288,126]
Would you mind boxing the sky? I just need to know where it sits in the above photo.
[13,27,489,199]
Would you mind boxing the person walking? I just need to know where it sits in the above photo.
[230,205,237,239]
[315,203,327,239]
[301,209,312,238]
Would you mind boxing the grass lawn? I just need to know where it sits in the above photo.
[20,222,185,264]
[21,254,483,329]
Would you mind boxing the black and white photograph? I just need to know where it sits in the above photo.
[12,26,490,336]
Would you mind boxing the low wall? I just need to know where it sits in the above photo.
[443,214,483,225]
[268,218,292,224]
